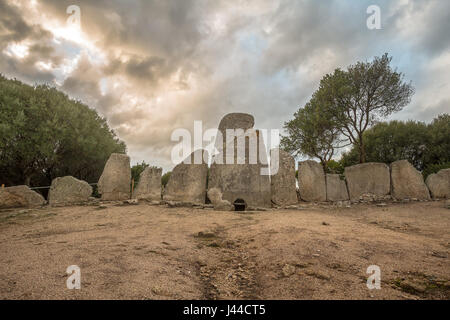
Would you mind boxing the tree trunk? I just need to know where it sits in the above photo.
[320,158,328,173]
[359,142,366,163]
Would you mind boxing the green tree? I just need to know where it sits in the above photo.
[161,171,171,187]
[340,120,428,170]
[425,113,450,167]
[281,92,345,171]
[0,75,126,187]
[131,161,149,185]
[319,53,414,163]
[339,114,450,174]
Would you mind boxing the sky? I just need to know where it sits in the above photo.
[1,0,449,172]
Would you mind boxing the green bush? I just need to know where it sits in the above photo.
[422,162,450,180]
[161,171,171,187]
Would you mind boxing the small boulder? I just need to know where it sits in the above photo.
[207,188,233,211]
[326,174,349,201]
[48,176,93,205]
[0,185,45,209]
[298,160,326,202]
[426,168,450,199]
[282,264,296,277]
[390,160,430,200]
[345,162,390,200]
[98,153,131,201]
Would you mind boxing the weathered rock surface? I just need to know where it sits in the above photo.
[163,149,208,204]
[270,148,298,206]
[218,112,255,134]
[208,113,271,208]
[426,168,450,199]
[390,160,430,200]
[0,185,45,209]
[326,174,349,201]
[98,153,131,201]
[298,160,326,202]
[48,176,93,205]
[133,167,162,201]
[207,188,233,211]
[345,162,390,200]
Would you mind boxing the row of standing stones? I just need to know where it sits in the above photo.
[1,152,449,211]
[0,113,449,210]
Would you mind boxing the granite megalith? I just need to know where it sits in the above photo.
[98,153,131,201]
[208,113,271,208]
[345,162,390,200]
[0,185,45,209]
[270,148,298,206]
[426,168,450,199]
[390,160,430,200]
[163,149,208,204]
[48,176,93,205]
[326,174,349,201]
[298,160,326,202]
[133,167,162,201]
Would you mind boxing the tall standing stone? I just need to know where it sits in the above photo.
[98,153,131,201]
[326,174,349,201]
[48,176,93,205]
[208,113,271,208]
[0,185,45,209]
[298,160,326,202]
[345,162,390,200]
[163,149,208,204]
[133,167,162,201]
[390,160,430,200]
[270,148,297,206]
[426,168,450,199]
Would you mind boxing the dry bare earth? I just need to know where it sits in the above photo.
[0,201,449,300]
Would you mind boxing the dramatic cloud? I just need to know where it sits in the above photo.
[1,0,448,171]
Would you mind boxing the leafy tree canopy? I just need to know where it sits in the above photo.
[161,171,171,187]
[281,92,346,170]
[316,53,414,163]
[0,75,126,188]
[340,114,449,177]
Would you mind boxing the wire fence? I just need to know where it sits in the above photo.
[28,183,98,190]
[1,181,136,198]
[0,183,98,190]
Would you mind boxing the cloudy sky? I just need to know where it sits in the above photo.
[1,0,449,171]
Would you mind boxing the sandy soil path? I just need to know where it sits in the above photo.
[0,201,448,299]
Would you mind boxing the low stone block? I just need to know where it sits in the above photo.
[49,176,93,205]
[390,160,430,200]
[0,185,45,209]
[326,174,349,201]
[426,168,450,199]
[345,162,390,200]
[298,160,326,202]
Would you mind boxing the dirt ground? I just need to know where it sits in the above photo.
[0,200,449,300]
